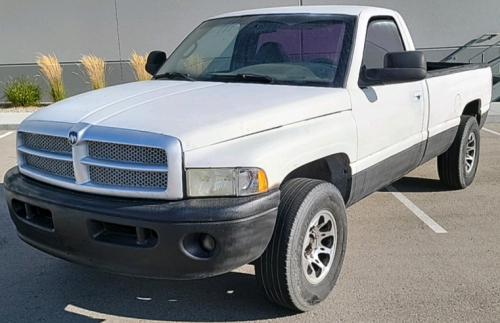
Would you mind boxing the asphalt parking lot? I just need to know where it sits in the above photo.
[0,124,499,323]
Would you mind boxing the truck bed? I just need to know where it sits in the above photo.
[424,61,491,148]
[426,62,489,78]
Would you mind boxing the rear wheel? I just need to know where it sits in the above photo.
[437,116,480,189]
[255,178,347,312]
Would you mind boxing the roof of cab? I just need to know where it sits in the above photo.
[212,5,395,19]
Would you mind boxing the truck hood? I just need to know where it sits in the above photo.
[27,80,351,151]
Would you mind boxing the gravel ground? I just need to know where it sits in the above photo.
[0,103,47,113]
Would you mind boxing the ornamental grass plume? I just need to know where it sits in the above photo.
[183,53,208,76]
[79,54,106,90]
[129,51,150,81]
[36,53,66,102]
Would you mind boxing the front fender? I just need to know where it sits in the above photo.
[184,111,358,190]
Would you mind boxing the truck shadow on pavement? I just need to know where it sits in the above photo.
[390,176,449,193]
[44,262,296,322]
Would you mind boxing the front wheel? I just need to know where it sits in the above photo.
[437,116,480,189]
[255,178,347,312]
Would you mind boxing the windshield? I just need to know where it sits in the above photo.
[155,14,355,87]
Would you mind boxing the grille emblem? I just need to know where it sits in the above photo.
[68,132,78,146]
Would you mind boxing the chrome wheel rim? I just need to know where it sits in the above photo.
[302,210,337,285]
[465,132,476,173]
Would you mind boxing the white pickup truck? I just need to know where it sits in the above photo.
[4,6,492,311]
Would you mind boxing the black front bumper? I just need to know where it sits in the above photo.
[4,167,279,279]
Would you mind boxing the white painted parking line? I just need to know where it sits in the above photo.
[0,131,14,140]
[483,128,500,137]
[387,185,447,234]
[65,304,120,322]
[65,304,158,322]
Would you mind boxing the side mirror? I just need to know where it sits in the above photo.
[145,51,167,76]
[360,51,427,87]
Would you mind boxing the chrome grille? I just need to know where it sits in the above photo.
[88,141,167,164]
[89,166,168,188]
[23,133,71,153]
[17,123,182,199]
[25,154,75,178]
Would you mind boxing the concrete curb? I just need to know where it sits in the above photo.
[0,112,32,130]
[486,116,500,124]
[0,124,19,131]
[487,102,500,124]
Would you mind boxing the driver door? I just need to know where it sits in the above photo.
[349,18,427,201]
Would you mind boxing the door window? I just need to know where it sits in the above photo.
[362,19,405,69]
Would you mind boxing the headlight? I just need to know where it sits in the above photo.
[186,168,268,197]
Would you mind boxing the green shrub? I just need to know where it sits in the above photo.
[3,77,42,107]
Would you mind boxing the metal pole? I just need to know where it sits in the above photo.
[114,0,123,83]
[299,0,303,5]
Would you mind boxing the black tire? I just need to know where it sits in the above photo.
[437,115,480,189]
[255,178,347,312]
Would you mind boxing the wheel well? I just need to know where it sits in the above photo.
[281,154,352,203]
[462,99,481,124]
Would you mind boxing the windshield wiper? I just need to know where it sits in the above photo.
[154,72,195,81]
[210,73,279,84]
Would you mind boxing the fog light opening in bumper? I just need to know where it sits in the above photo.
[199,234,216,253]
[183,233,218,259]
